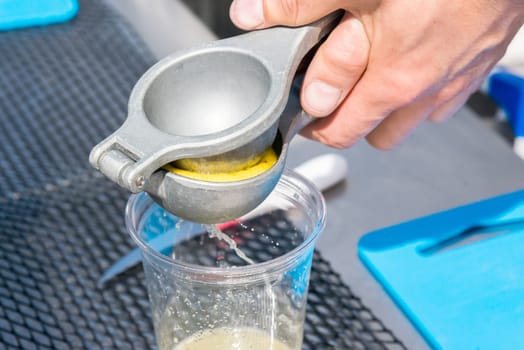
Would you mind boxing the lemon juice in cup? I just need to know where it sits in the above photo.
[173,328,292,350]
[127,170,326,350]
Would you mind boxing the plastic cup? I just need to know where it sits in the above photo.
[126,169,326,350]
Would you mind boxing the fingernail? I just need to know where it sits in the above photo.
[231,0,264,29]
[304,81,342,116]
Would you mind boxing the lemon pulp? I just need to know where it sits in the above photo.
[164,148,277,182]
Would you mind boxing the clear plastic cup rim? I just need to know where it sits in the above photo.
[126,169,326,279]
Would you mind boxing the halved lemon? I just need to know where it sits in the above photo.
[164,148,277,182]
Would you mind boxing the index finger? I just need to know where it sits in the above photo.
[229,0,346,30]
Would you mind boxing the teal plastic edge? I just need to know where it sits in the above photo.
[0,0,79,31]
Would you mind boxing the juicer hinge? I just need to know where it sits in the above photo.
[95,148,138,191]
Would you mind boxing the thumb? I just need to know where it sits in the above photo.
[230,0,343,30]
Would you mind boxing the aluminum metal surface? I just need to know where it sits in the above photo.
[89,11,342,222]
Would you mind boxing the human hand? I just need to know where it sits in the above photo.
[230,0,524,149]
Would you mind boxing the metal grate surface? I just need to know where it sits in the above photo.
[0,0,406,349]
[0,0,153,199]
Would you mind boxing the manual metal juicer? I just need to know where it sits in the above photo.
[89,12,341,223]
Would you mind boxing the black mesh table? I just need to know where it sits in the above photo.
[0,1,406,349]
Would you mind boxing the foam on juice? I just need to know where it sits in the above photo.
[173,327,293,350]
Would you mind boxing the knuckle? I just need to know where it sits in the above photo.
[428,112,451,123]
[322,43,367,74]
[367,136,396,151]
[319,30,369,78]
[434,77,470,104]
[379,69,429,107]
[311,129,354,149]
[277,0,300,24]
[328,136,354,149]
[322,135,354,149]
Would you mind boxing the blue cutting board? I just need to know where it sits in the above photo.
[358,190,524,350]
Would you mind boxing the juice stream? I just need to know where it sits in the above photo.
[164,148,290,349]
[205,224,255,265]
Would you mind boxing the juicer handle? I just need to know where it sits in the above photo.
[277,74,316,142]
[311,10,345,43]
